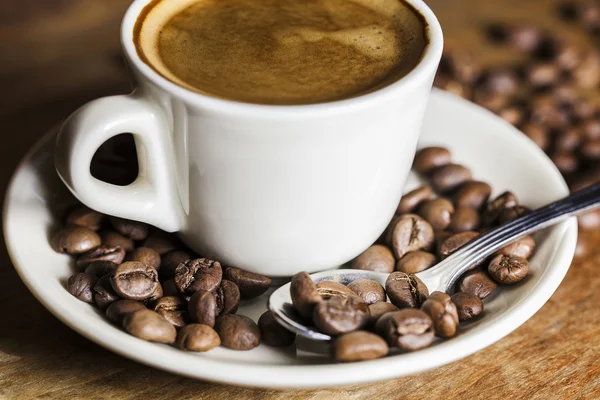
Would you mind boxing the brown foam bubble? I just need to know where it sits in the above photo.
[134,0,427,105]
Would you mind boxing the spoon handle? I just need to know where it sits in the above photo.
[416,182,600,293]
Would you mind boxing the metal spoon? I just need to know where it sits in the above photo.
[269,182,600,341]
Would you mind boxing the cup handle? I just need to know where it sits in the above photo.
[55,92,184,232]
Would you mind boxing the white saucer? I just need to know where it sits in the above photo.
[3,90,577,389]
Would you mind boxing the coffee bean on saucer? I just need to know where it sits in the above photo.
[76,245,126,267]
[176,324,220,352]
[123,309,177,344]
[385,271,429,309]
[111,261,159,301]
[93,275,121,310]
[396,251,436,274]
[458,268,498,299]
[351,244,396,273]
[312,295,370,336]
[347,279,386,305]
[258,310,296,347]
[495,235,536,259]
[214,280,241,316]
[106,299,146,325]
[100,230,134,252]
[367,302,399,328]
[498,205,531,225]
[551,151,579,174]
[380,309,434,351]
[66,206,105,231]
[215,314,261,351]
[128,247,161,270]
[188,290,217,327]
[160,250,191,281]
[453,181,492,210]
[482,191,518,226]
[223,266,271,299]
[439,231,479,259]
[429,164,473,194]
[174,258,223,294]
[449,207,481,233]
[331,331,389,362]
[450,292,484,322]
[387,214,434,259]
[109,217,149,241]
[418,198,454,231]
[413,147,452,174]
[397,186,433,214]
[142,232,180,256]
[316,280,356,298]
[521,124,550,151]
[154,296,188,328]
[290,271,321,318]
[421,291,459,338]
[51,226,101,255]
[84,260,119,278]
[488,254,529,284]
[67,273,98,303]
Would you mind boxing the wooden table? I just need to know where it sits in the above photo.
[1,0,600,398]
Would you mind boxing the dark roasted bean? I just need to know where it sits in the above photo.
[123,309,177,343]
[93,275,121,310]
[458,268,498,299]
[111,261,159,301]
[215,314,261,350]
[154,296,188,329]
[128,247,161,270]
[488,254,529,284]
[385,272,429,309]
[142,232,180,255]
[450,292,484,322]
[160,250,191,281]
[482,191,518,226]
[84,260,119,278]
[188,290,217,327]
[397,186,433,214]
[449,207,481,233]
[396,251,437,274]
[347,279,386,305]
[100,230,134,252]
[316,281,356,298]
[380,309,434,351]
[174,258,222,294]
[51,226,101,255]
[331,331,389,362]
[109,217,149,241]
[176,324,220,352]
[453,181,492,210]
[313,295,370,336]
[66,206,105,231]
[214,280,240,316]
[421,291,459,338]
[77,246,125,267]
[223,267,271,299]
[67,273,98,303]
[367,302,399,328]
[429,164,473,194]
[386,214,435,259]
[439,231,479,259]
[258,310,296,347]
[290,271,321,318]
[351,245,396,273]
[106,299,146,325]
[495,235,536,259]
[418,198,454,231]
[413,147,452,174]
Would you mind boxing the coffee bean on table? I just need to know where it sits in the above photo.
[331,331,389,362]
[449,207,481,233]
[76,246,126,267]
[380,309,435,351]
[350,244,395,273]
[67,273,98,303]
[123,309,177,344]
[396,251,436,274]
[458,268,498,299]
[160,250,191,280]
[488,254,529,284]
[312,295,370,336]
[258,310,296,347]
[385,271,429,309]
[93,275,121,309]
[347,279,386,305]
[84,260,119,278]
[418,198,455,231]
[51,226,101,255]
[106,299,146,325]
[482,191,518,226]
[111,261,159,301]
[316,280,356,298]
[214,280,241,316]
[421,291,459,338]
[367,302,399,328]
[66,206,105,231]
[128,247,161,270]
[176,324,220,352]
[188,290,217,327]
[429,164,473,194]
[223,267,272,299]
[142,232,179,255]
[290,271,321,318]
[215,314,261,351]
[450,292,484,322]
[386,214,434,259]
[439,231,479,259]
[397,186,433,214]
[453,180,492,210]
[174,258,223,294]
[109,217,149,241]
[413,147,452,174]
[100,230,134,252]
[495,235,536,259]
[154,296,188,328]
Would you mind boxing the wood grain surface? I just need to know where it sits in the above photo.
[1,0,600,398]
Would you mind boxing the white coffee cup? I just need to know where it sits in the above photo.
[55,0,443,276]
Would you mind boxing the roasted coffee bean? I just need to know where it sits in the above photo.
[154,296,188,328]
[481,67,519,96]
[313,295,370,336]
[526,62,560,87]
[215,314,261,350]
[367,302,399,328]
[583,120,600,140]
[160,250,191,280]
[580,139,600,160]
[128,247,161,270]
[142,232,179,255]
[496,235,536,259]
[290,271,322,318]
[84,260,118,278]
[451,292,484,322]
[435,231,453,256]
[109,217,149,241]
[111,261,159,301]
[458,268,498,299]
[439,231,479,259]
[93,275,121,309]
[100,230,134,252]
[554,83,578,103]
[123,309,177,343]
[347,279,386,305]
[397,186,433,214]
[497,106,524,126]
[258,310,296,347]
[76,246,125,267]
[556,42,583,71]
[223,266,271,299]
[499,205,531,225]
[418,198,454,231]
[572,98,597,120]
[413,147,452,174]
[145,282,163,305]
[174,258,222,294]
[51,226,101,255]
[578,209,600,230]
[421,291,459,338]
[106,299,146,325]
[551,151,579,174]
[488,254,529,284]
[473,87,509,112]
[508,25,543,52]
[67,273,98,303]
[522,123,550,151]
[66,206,105,231]
[351,244,396,273]
[188,290,217,327]
[214,280,240,316]
[385,272,429,309]
[439,47,482,84]
[387,214,435,259]
[555,127,582,152]
[162,279,180,297]
[316,280,356,298]
[176,324,220,352]
[396,251,436,274]
[429,164,473,194]
[381,309,434,351]
[449,207,481,233]
[575,236,591,259]
[454,181,492,210]
[331,331,389,362]
[484,22,509,43]
[482,191,518,226]
[530,98,570,129]
[433,75,471,99]
[573,51,600,89]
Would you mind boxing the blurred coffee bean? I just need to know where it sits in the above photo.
[557,0,583,20]
[332,331,389,362]
[387,214,435,259]
[522,123,550,151]
[223,266,271,299]
[367,302,399,328]
[439,46,482,84]
[580,139,600,160]
[176,324,220,352]
[572,98,597,120]
[106,299,146,325]
[530,96,570,128]
[573,51,600,89]
[315,281,356,299]
[449,207,481,233]
[473,88,509,112]
[582,119,600,140]
[450,292,484,322]
[351,244,396,273]
[429,164,473,194]
[142,232,180,256]
[481,68,519,96]
[154,296,188,328]
[418,198,454,230]
[509,25,543,52]
[385,271,429,309]
[421,291,459,338]
[439,231,479,259]
[66,206,105,231]
[67,273,98,303]
[77,246,125,267]
[526,62,560,88]
[397,186,433,214]
[575,236,591,258]
[495,235,536,259]
[396,251,437,274]
[258,310,296,347]
[123,309,177,344]
[84,260,118,278]
[160,250,191,281]
[109,217,149,241]
[488,254,529,284]
[174,258,223,294]
[551,151,579,174]
[380,309,434,351]
[162,279,179,297]
[554,83,578,103]
[413,147,452,174]
[347,279,386,305]
[497,106,524,126]
[482,191,519,226]
[290,271,321,318]
[313,295,369,336]
[51,226,101,255]
[458,268,498,299]
[556,42,583,71]
[434,75,471,99]
[555,127,582,152]
[128,247,161,270]
[111,261,159,301]
[93,275,121,310]
[499,205,531,225]
[578,209,600,230]
[100,230,134,252]
[453,181,492,210]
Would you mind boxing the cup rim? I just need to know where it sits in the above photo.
[121,0,443,117]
